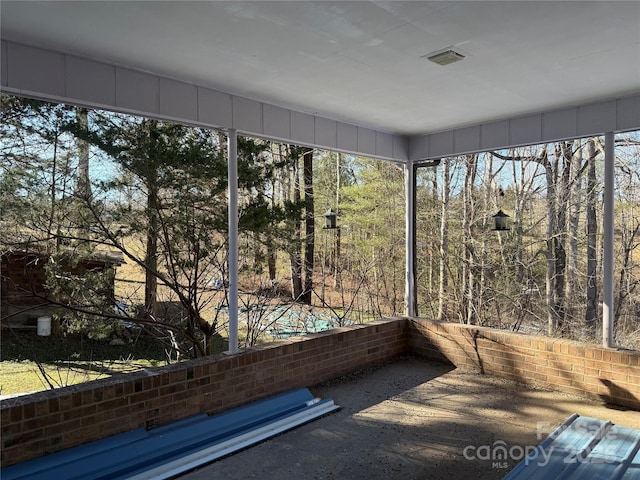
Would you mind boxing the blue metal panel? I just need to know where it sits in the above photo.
[566,426,640,480]
[1,388,339,480]
[621,445,640,480]
[504,415,640,480]
[0,428,149,480]
[145,413,208,435]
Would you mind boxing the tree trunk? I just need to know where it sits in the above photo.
[143,121,159,320]
[430,171,439,293]
[565,140,583,324]
[265,163,282,285]
[333,152,342,287]
[267,233,277,283]
[301,149,314,304]
[543,147,558,334]
[75,107,92,200]
[145,173,159,319]
[511,151,525,284]
[553,142,571,330]
[479,152,494,326]
[438,160,450,320]
[463,155,478,324]
[289,148,303,300]
[585,138,598,329]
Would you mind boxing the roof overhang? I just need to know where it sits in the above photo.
[2,1,639,162]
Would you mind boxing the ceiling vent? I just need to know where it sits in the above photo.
[424,48,465,66]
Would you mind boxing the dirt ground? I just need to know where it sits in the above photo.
[178,356,639,480]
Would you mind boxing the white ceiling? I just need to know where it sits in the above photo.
[1,1,639,136]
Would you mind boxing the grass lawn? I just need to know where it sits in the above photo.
[1,360,104,395]
[1,328,166,396]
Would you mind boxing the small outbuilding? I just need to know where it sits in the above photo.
[1,247,124,330]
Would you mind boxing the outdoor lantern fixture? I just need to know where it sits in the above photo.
[323,209,338,229]
[492,210,510,231]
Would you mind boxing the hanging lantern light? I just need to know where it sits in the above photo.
[492,210,510,231]
[323,209,338,229]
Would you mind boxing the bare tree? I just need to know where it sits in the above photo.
[585,138,599,329]
[438,159,451,320]
[333,152,342,287]
[462,154,478,324]
[74,107,92,201]
[287,146,303,300]
[301,148,315,304]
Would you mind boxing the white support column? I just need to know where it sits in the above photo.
[227,129,239,354]
[405,160,416,317]
[603,131,615,348]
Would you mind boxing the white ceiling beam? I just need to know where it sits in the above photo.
[3,40,639,164]
[0,40,409,162]
[410,93,640,161]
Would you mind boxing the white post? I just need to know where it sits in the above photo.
[227,129,239,354]
[405,160,416,317]
[603,131,615,348]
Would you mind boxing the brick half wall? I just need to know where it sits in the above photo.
[1,319,407,466]
[408,319,640,410]
[3,318,639,467]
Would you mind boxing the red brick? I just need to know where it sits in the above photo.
[2,421,22,436]
[9,405,22,422]
[603,371,630,383]
[568,345,585,357]
[590,349,604,361]
[33,401,49,417]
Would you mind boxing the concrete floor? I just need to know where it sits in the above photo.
[179,356,639,480]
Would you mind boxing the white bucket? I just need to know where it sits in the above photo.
[37,316,52,336]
